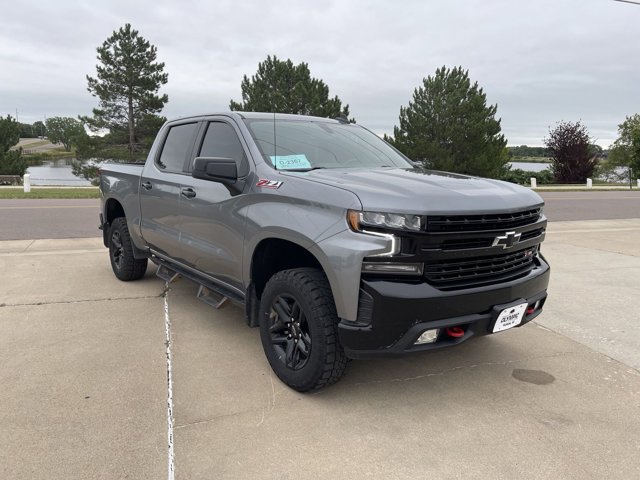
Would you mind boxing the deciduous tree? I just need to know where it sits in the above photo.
[389,66,508,178]
[230,55,351,119]
[544,121,597,183]
[607,114,640,181]
[32,121,47,138]
[45,117,85,151]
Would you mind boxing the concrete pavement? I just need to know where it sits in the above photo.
[1,220,639,479]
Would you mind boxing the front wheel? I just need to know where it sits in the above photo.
[259,268,348,392]
[108,217,148,281]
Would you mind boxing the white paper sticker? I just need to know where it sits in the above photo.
[270,154,311,170]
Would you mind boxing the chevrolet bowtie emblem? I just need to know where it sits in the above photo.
[492,231,521,249]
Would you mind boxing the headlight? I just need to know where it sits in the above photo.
[347,210,422,232]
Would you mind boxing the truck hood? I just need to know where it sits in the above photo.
[284,167,544,214]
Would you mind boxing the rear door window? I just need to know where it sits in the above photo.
[157,123,198,172]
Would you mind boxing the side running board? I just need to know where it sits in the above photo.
[196,285,229,309]
[154,259,241,309]
[156,264,181,283]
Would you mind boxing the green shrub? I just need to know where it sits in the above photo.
[501,168,553,185]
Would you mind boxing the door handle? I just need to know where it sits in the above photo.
[141,181,152,191]
[181,188,196,199]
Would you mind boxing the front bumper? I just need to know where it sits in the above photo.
[338,254,550,358]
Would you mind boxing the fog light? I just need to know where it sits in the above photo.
[415,329,439,345]
[362,262,424,275]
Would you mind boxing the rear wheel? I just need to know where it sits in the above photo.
[108,217,148,281]
[259,268,348,392]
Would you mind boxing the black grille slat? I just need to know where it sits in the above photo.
[428,258,532,281]
[440,238,493,250]
[520,228,544,241]
[427,208,541,232]
[425,248,537,287]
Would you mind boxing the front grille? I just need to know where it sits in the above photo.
[439,238,492,250]
[520,227,545,242]
[424,247,538,289]
[427,208,541,232]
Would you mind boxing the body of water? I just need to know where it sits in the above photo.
[27,159,92,186]
[509,161,550,172]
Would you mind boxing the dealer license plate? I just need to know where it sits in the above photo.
[493,303,528,333]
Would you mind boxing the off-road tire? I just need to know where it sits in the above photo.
[108,217,148,281]
[259,268,348,392]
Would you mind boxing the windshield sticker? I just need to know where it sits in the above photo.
[256,179,283,189]
[270,154,311,170]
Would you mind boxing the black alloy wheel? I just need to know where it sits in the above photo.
[268,294,312,370]
[108,217,148,281]
[111,230,124,271]
[259,268,348,392]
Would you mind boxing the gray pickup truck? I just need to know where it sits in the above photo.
[99,112,550,391]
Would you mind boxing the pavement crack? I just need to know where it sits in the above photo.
[554,241,640,259]
[0,293,165,308]
[175,409,258,430]
[257,373,278,427]
[21,239,36,253]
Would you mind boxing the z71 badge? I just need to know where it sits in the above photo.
[256,179,283,189]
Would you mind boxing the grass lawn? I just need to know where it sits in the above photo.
[0,187,100,199]
[23,149,77,161]
[17,139,51,149]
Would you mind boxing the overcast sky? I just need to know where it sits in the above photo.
[1,0,638,147]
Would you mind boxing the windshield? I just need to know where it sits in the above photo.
[243,119,413,170]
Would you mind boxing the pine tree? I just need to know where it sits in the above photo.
[0,115,27,176]
[82,23,168,155]
[390,66,508,178]
[230,55,350,119]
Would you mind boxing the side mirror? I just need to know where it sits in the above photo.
[192,157,238,184]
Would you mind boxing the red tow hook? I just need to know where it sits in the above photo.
[445,326,465,338]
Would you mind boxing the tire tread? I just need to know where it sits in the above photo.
[261,268,348,392]
[109,217,148,281]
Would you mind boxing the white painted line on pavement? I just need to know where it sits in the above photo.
[0,249,103,257]
[164,286,176,480]
[0,205,97,210]
[547,227,640,234]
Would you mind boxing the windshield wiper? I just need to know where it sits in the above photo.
[283,166,327,172]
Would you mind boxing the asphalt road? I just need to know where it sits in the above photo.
[538,191,640,221]
[0,191,639,240]
[0,199,100,240]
